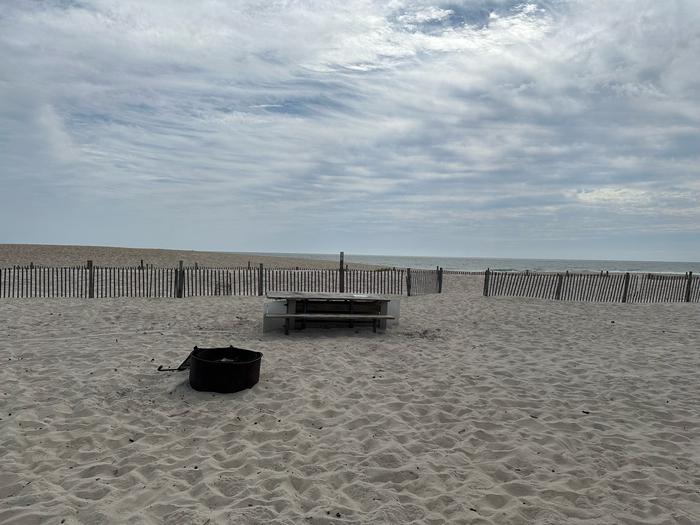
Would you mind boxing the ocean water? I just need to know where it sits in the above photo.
[252,253,700,274]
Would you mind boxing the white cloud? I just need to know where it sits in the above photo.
[0,0,699,257]
[36,104,80,163]
[576,187,652,206]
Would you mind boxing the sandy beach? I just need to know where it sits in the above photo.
[0,245,374,270]
[1,248,699,524]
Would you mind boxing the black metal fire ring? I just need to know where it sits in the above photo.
[159,345,263,393]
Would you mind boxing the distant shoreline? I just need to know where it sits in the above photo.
[1,244,698,273]
[242,251,700,274]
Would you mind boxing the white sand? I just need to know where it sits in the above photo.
[0,244,374,269]
[2,273,700,524]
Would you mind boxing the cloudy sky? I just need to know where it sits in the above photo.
[1,1,699,261]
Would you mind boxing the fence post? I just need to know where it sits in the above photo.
[173,264,179,296]
[176,260,184,298]
[339,251,345,293]
[685,271,693,302]
[555,273,563,300]
[438,267,443,293]
[622,272,630,303]
[483,268,490,297]
[258,263,264,296]
[87,260,94,298]
[407,268,412,297]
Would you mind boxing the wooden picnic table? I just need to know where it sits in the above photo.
[265,291,395,334]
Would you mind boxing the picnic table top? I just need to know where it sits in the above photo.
[266,291,392,302]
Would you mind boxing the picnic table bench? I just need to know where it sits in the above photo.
[264,292,396,334]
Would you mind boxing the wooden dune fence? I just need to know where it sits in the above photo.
[407,268,443,296]
[0,263,440,298]
[183,267,408,296]
[483,270,699,303]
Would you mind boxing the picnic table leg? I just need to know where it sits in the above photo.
[288,299,296,332]
[379,301,388,331]
[373,319,377,333]
[284,317,289,335]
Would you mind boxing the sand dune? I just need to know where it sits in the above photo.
[1,270,699,523]
[0,244,373,270]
